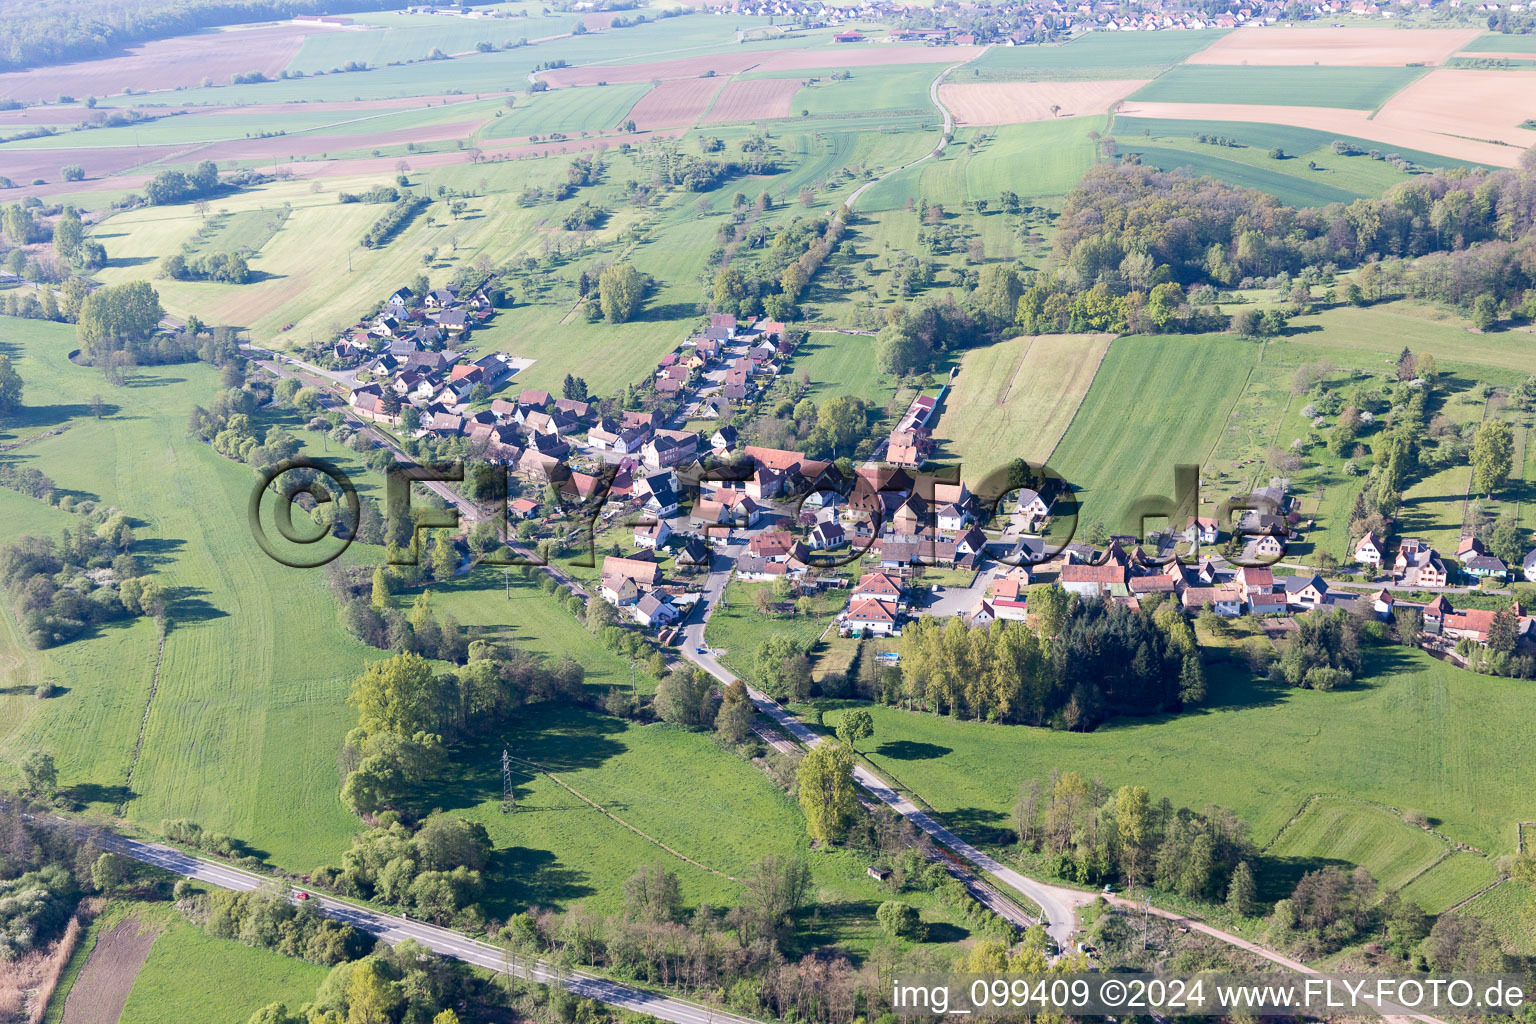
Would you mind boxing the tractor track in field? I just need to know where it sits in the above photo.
[115,623,167,817]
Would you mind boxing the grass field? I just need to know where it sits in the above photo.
[1398,853,1501,915]
[1461,33,1536,53]
[1047,334,1260,539]
[1113,115,1480,176]
[705,581,844,682]
[0,317,384,871]
[1460,881,1536,954]
[120,913,328,1024]
[425,702,984,961]
[971,31,1230,82]
[826,646,1536,908]
[478,83,652,138]
[1264,798,1447,893]
[1129,66,1425,109]
[789,63,945,117]
[794,331,896,408]
[287,10,572,71]
[1125,145,1366,207]
[927,332,1112,469]
[858,117,1104,212]
[1277,301,1536,376]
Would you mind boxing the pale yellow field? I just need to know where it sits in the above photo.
[1372,68,1536,150]
[1186,25,1481,66]
[930,332,1113,468]
[940,80,1150,126]
[1114,98,1525,167]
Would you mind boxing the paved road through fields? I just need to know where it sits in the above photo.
[99,830,760,1024]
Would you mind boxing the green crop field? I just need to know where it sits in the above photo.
[1047,334,1260,538]
[1461,881,1536,954]
[789,63,946,117]
[828,647,1536,904]
[971,30,1229,82]
[1129,66,1425,109]
[1124,145,1365,207]
[928,332,1112,469]
[1461,33,1536,52]
[478,83,652,138]
[120,914,329,1024]
[1399,853,1501,915]
[1114,116,1480,175]
[1264,798,1447,893]
[287,11,572,71]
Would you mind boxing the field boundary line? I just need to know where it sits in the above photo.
[996,336,1037,406]
[1040,332,1115,463]
[513,756,741,882]
[1439,878,1506,915]
[115,622,167,817]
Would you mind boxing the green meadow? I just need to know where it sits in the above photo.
[477,83,651,138]
[1047,334,1260,538]
[828,647,1536,914]
[1129,65,1425,109]
[971,30,1230,82]
[121,913,330,1024]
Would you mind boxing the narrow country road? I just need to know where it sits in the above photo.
[678,547,1090,948]
[99,830,761,1024]
[844,49,982,213]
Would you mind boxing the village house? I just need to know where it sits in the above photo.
[1397,539,1449,588]
[710,425,738,452]
[508,497,539,519]
[1355,532,1384,568]
[1248,591,1290,616]
[1183,516,1219,547]
[853,571,906,605]
[1284,573,1329,609]
[1372,588,1395,618]
[633,592,680,629]
[1181,584,1244,616]
[1236,566,1274,594]
[1059,562,1127,597]
[735,553,787,582]
[1014,489,1051,530]
[634,519,672,550]
[638,471,681,518]
[844,597,900,636]
[600,553,663,606]
[642,429,701,471]
[692,489,764,532]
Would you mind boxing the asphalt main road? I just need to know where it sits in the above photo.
[100,830,761,1024]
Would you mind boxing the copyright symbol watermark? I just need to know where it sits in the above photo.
[247,457,360,568]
